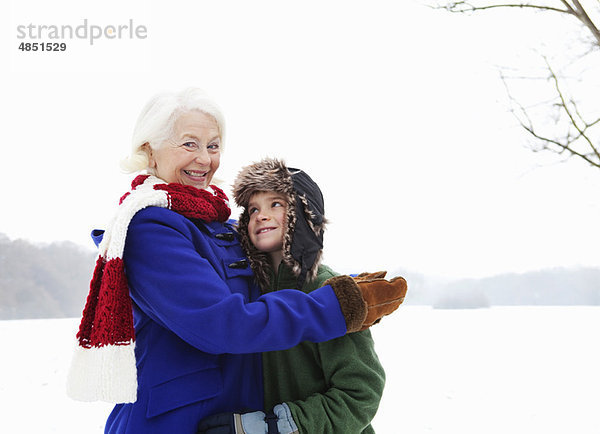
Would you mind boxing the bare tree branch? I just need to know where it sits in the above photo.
[545,59,600,163]
[435,1,600,45]
[559,0,577,15]
[436,0,600,170]
[501,63,600,168]
[434,1,573,14]
[571,0,600,45]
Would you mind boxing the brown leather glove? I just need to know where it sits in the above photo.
[325,273,407,333]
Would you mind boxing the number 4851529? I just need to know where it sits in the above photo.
[18,42,67,51]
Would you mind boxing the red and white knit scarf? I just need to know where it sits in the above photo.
[66,174,231,403]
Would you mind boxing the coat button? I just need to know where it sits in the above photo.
[216,232,235,241]
[228,259,248,269]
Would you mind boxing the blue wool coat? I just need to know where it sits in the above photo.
[92,207,347,433]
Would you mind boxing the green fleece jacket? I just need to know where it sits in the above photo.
[262,263,386,433]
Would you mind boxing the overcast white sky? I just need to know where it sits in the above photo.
[2,0,599,280]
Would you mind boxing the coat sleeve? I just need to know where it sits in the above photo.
[286,330,386,433]
[123,208,347,354]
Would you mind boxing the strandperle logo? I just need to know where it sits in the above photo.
[16,19,148,45]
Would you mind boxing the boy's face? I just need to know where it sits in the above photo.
[247,192,288,255]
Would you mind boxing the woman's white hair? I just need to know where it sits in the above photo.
[120,87,226,174]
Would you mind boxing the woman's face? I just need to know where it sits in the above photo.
[147,110,221,189]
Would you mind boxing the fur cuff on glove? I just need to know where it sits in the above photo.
[324,275,368,333]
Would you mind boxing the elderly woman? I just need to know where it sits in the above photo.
[67,88,405,434]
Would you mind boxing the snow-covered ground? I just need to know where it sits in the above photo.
[1,306,598,433]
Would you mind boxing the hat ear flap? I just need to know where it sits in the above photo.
[298,193,327,237]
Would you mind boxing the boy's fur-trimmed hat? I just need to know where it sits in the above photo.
[233,158,327,291]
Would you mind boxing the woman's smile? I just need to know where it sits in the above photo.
[182,169,210,182]
[183,169,208,177]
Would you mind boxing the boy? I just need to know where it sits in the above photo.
[233,158,386,433]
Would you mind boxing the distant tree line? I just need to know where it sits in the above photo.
[1,233,599,320]
[0,233,96,320]
[401,267,600,308]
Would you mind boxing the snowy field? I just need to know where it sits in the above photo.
[1,306,599,433]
